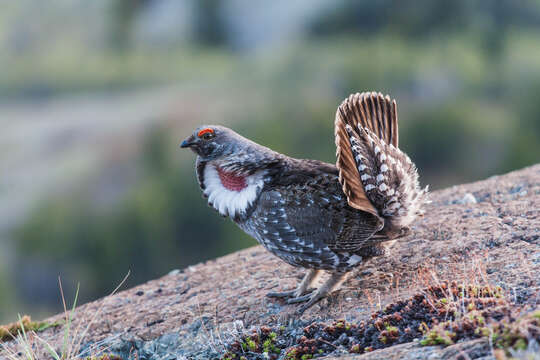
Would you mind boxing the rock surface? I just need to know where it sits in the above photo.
[2,164,540,359]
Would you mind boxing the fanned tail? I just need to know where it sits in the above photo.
[335,92,428,232]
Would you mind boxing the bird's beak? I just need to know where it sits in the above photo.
[180,135,196,148]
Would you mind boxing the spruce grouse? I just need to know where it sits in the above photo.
[181,92,429,313]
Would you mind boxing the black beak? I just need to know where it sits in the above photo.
[180,135,196,148]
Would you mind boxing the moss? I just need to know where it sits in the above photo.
[419,322,430,334]
[262,337,279,354]
[491,311,540,354]
[224,327,285,360]
[0,315,61,341]
[245,338,257,351]
[222,355,235,360]
[475,326,492,338]
[420,293,540,357]
[476,315,485,326]
[420,330,455,346]
[285,348,297,360]
[335,320,346,329]
[262,339,272,352]
[378,325,400,345]
[513,338,527,351]
[85,356,122,360]
[223,282,539,359]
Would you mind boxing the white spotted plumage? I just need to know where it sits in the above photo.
[183,92,429,313]
[345,124,428,227]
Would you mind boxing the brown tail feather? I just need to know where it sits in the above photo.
[335,122,378,216]
[341,92,398,148]
[335,92,427,231]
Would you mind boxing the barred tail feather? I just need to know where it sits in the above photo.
[335,92,428,230]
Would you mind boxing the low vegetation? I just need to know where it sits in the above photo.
[222,281,539,359]
[0,315,60,341]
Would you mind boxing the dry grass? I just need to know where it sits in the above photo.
[0,273,130,360]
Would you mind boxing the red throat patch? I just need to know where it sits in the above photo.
[216,167,247,192]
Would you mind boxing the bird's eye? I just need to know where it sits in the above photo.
[197,128,215,140]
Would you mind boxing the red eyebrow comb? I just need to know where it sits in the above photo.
[197,128,214,137]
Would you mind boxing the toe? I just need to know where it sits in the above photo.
[286,293,313,304]
[266,290,295,298]
[296,293,324,314]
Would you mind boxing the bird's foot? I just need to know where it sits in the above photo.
[286,292,313,304]
[267,287,311,299]
[296,291,326,314]
[267,270,321,300]
[267,269,332,313]
[294,272,348,314]
[266,290,297,299]
[268,289,322,313]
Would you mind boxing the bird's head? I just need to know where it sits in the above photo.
[180,125,243,161]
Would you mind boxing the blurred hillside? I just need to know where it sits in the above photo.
[1,0,539,322]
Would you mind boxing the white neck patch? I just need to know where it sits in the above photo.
[203,163,265,218]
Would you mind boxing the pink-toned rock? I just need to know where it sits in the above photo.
[2,164,539,359]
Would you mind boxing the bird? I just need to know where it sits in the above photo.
[181,92,429,313]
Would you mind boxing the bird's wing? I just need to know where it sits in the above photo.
[252,176,382,266]
[334,92,398,216]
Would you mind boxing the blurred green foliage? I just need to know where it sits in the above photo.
[15,129,255,310]
[3,0,540,319]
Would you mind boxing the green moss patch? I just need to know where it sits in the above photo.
[221,282,539,359]
[421,305,540,353]
[222,326,285,360]
[0,315,61,341]
[85,355,123,360]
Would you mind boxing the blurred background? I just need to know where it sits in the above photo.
[1,0,539,322]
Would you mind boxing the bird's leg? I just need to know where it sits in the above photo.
[291,271,349,314]
[286,271,347,305]
[267,269,321,299]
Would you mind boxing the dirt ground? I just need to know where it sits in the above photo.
[2,164,539,359]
